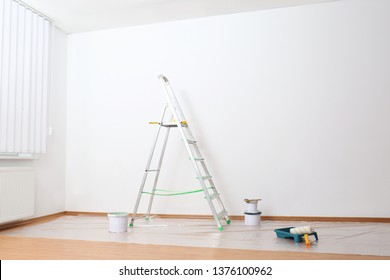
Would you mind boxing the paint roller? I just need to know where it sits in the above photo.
[290,225,313,235]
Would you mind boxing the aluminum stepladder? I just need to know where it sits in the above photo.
[129,75,230,231]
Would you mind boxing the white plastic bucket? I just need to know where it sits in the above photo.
[107,212,128,233]
[244,212,261,226]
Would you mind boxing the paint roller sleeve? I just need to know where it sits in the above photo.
[290,226,313,235]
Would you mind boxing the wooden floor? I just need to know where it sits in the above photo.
[1,236,389,260]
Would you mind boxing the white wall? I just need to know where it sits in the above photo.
[0,27,67,217]
[66,0,390,217]
[33,26,67,216]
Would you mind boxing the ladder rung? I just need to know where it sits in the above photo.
[189,157,204,161]
[146,169,160,172]
[196,175,212,180]
[134,215,150,220]
[217,210,228,219]
[206,193,220,200]
[181,139,197,144]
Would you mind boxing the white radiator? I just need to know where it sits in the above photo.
[0,167,35,224]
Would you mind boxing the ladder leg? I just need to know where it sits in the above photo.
[129,172,148,227]
[203,187,225,231]
[130,108,168,227]
[145,127,171,220]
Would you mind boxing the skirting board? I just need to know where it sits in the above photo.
[65,211,390,223]
[0,212,65,231]
[1,211,389,231]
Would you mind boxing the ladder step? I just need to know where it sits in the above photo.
[182,139,197,144]
[134,214,150,220]
[189,157,204,161]
[206,193,220,200]
[146,169,160,172]
[196,175,212,180]
[217,210,228,219]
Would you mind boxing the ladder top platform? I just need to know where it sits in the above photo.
[149,121,188,127]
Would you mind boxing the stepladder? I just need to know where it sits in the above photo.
[130,75,230,231]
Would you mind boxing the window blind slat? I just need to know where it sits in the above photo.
[14,2,25,152]
[34,16,44,153]
[21,7,32,153]
[28,12,37,153]
[41,19,50,153]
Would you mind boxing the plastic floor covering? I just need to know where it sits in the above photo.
[1,215,390,257]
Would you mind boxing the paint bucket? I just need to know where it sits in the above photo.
[244,211,261,226]
[244,198,261,213]
[246,202,258,213]
[107,212,128,233]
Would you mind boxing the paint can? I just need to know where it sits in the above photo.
[244,198,261,213]
[107,212,128,233]
[246,202,258,213]
[244,211,262,226]
[244,198,261,226]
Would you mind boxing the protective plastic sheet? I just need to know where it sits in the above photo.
[1,215,390,256]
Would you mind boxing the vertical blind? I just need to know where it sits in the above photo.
[0,0,52,154]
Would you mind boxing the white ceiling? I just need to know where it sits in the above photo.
[21,0,338,33]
